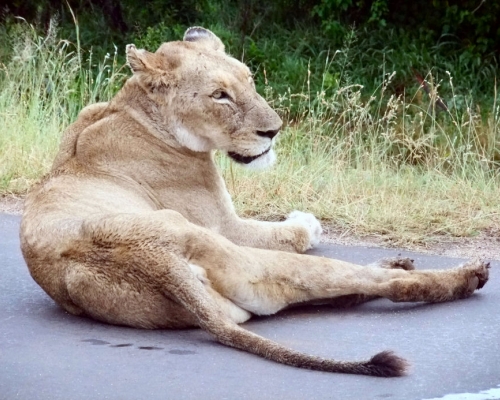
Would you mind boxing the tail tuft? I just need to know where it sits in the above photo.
[367,351,409,377]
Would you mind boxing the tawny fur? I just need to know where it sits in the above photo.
[20,27,489,377]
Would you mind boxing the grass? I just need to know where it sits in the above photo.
[0,20,125,192]
[221,146,500,245]
[1,22,499,245]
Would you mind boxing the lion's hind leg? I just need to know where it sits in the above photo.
[324,257,417,308]
[217,251,489,315]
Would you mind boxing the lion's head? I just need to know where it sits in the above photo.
[125,27,282,169]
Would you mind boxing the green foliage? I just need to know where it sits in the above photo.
[133,22,185,50]
[312,0,353,44]
[367,0,389,27]
[4,0,499,58]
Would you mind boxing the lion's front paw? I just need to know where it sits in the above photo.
[284,211,323,249]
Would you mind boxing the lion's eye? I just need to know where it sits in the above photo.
[212,90,230,100]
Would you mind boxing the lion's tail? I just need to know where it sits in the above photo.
[203,320,409,377]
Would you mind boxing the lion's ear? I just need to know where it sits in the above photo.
[183,27,225,52]
[126,44,173,91]
[126,44,156,73]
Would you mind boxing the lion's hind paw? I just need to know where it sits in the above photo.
[462,259,490,290]
[454,259,490,299]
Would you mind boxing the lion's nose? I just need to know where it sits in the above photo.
[256,128,280,140]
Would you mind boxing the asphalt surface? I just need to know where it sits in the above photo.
[1,212,499,400]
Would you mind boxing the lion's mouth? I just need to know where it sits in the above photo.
[227,147,271,164]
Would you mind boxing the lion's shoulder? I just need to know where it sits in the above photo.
[52,102,110,170]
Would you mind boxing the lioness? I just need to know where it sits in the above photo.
[20,27,489,377]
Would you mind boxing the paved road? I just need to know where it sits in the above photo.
[1,213,499,400]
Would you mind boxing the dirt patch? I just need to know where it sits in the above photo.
[0,194,23,215]
[2,194,499,261]
[322,226,500,261]
[425,236,500,261]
